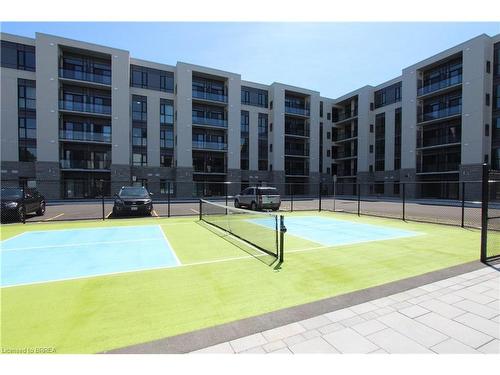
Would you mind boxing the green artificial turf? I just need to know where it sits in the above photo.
[0,212,480,353]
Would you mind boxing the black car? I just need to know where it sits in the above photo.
[1,187,46,222]
[113,186,153,217]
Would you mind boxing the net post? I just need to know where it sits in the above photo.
[402,182,406,221]
[357,183,360,217]
[461,181,465,228]
[167,181,171,218]
[279,215,286,263]
[318,182,322,212]
[480,163,489,262]
[199,199,202,221]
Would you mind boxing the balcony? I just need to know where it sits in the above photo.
[417,105,461,123]
[192,141,227,151]
[417,135,461,149]
[333,108,358,123]
[334,131,358,142]
[192,116,228,128]
[59,100,111,116]
[417,74,462,97]
[59,130,111,143]
[60,159,111,170]
[417,162,460,174]
[59,68,111,85]
[285,125,309,137]
[334,151,357,160]
[285,106,310,117]
[192,90,227,103]
[193,165,226,174]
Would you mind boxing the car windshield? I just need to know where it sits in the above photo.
[118,187,149,198]
[1,187,23,199]
[257,187,277,195]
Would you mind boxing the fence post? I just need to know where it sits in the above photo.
[480,163,489,262]
[461,181,465,228]
[167,181,171,218]
[318,182,322,212]
[102,191,105,221]
[402,182,406,221]
[357,183,361,217]
[290,184,294,212]
[199,199,202,221]
[333,180,336,212]
[21,187,26,224]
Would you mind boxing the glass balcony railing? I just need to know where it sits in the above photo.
[59,68,111,85]
[285,106,310,117]
[417,74,462,96]
[284,148,309,156]
[59,100,112,115]
[285,167,310,176]
[60,159,111,170]
[160,140,174,149]
[192,141,227,151]
[285,126,310,137]
[334,151,357,159]
[193,165,226,174]
[192,90,228,103]
[334,131,358,141]
[192,116,228,128]
[333,108,358,122]
[417,135,461,149]
[59,130,111,143]
[417,105,461,123]
[417,162,460,173]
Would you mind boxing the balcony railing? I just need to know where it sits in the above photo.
[192,90,228,103]
[333,108,358,122]
[417,105,461,123]
[285,106,310,117]
[334,151,357,159]
[284,148,309,157]
[59,68,111,85]
[417,135,461,149]
[285,167,310,176]
[285,126,310,137]
[192,141,227,151]
[60,159,111,170]
[417,162,460,173]
[334,131,358,142]
[59,100,112,115]
[160,140,174,149]
[193,165,226,174]
[192,116,228,128]
[59,130,111,143]
[417,74,462,96]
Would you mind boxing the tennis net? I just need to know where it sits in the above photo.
[199,199,284,260]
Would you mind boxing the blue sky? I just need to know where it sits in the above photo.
[2,22,499,98]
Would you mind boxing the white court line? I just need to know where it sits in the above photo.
[0,232,27,244]
[158,225,182,265]
[1,224,163,236]
[43,213,65,221]
[1,237,163,252]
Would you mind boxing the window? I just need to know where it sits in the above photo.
[320,101,323,117]
[132,127,147,147]
[494,84,500,109]
[18,79,36,110]
[327,113,331,121]
[327,149,330,157]
[160,154,173,167]
[241,87,268,107]
[160,127,174,149]
[487,61,491,74]
[132,153,147,166]
[132,95,147,122]
[160,99,174,124]
[160,180,174,194]
[486,124,490,137]
[375,113,385,171]
[369,145,373,153]
[327,131,331,139]
[19,146,36,162]
[486,93,490,106]
[241,111,249,170]
[130,65,174,92]
[394,108,402,170]
[374,82,402,108]
[1,41,35,71]
[370,124,374,133]
[258,113,268,170]
[18,116,36,139]
[269,144,273,152]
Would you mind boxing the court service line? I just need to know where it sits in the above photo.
[43,213,65,221]
[1,237,163,252]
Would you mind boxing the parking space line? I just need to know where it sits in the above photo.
[43,213,64,221]
[152,210,159,217]
[106,211,112,219]
[190,209,199,214]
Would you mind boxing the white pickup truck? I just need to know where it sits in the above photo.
[234,186,281,211]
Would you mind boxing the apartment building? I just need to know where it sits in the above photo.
[1,31,499,199]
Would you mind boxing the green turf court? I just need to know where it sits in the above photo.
[0,211,480,353]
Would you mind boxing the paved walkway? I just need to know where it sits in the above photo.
[193,267,500,354]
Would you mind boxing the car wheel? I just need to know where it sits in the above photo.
[17,206,25,222]
[250,201,257,211]
[36,201,46,216]
[234,199,240,208]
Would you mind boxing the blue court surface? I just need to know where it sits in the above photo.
[1,225,180,287]
[251,216,420,247]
